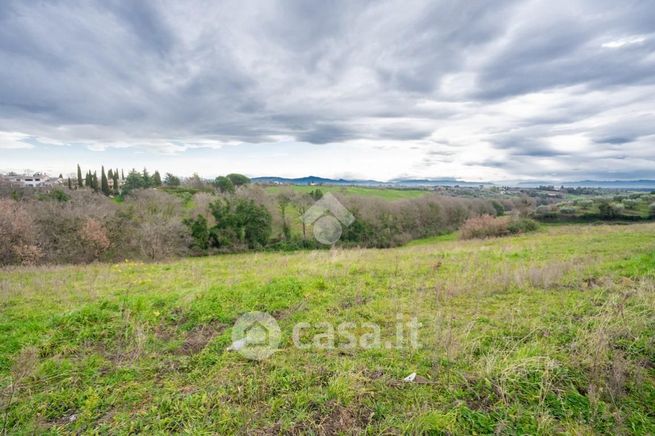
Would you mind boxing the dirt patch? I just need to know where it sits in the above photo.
[177,323,225,355]
[316,402,374,435]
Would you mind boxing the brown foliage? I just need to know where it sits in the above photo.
[0,199,42,265]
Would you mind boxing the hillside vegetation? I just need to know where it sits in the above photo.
[1,224,654,433]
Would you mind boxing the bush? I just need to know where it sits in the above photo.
[598,201,621,219]
[622,199,639,210]
[650,203,655,217]
[577,199,593,208]
[208,197,272,249]
[559,206,577,215]
[0,199,42,265]
[507,217,539,234]
[460,215,538,240]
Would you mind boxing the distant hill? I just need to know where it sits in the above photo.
[252,176,655,190]
[517,180,655,189]
[251,176,490,187]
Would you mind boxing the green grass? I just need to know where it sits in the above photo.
[264,184,429,200]
[1,224,655,433]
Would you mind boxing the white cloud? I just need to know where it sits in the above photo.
[601,35,647,49]
[0,131,33,149]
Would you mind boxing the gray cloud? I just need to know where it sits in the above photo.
[1,0,655,180]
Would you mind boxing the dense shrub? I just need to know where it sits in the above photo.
[208,197,272,249]
[460,215,538,240]
[338,194,495,248]
[559,206,577,215]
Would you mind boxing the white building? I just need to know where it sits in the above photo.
[0,172,62,188]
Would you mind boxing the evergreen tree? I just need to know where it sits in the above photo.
[153,170,162,187]
[214,176,235,194]
[113,170,120,193]
[164,173,181,186]
[77,164,83,188]
[142,168,151,188]
[123,169,144,193]
[92,172,99,192]
[58,173,63,179]
[101,166,110,195]
[121,169,125,180]
[67,177,72,190]
[85,171,92,187]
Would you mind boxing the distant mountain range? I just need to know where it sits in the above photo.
[252,176,655,190]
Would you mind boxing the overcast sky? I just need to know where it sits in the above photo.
[1,0,654,181]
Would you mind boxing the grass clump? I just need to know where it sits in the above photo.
[460,215,538,240]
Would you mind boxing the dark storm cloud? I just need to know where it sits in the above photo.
[1,0,654,180]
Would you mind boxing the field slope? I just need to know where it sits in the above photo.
[1,224,655,434]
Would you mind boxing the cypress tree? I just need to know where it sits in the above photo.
[67,177,72,189]
[153,170,162,187]
[85,171,92,187]
[101,166,110,195]
[92,172,99,192]
[121,169,125,180]
[113,170,119,193]
[77,164,83,188]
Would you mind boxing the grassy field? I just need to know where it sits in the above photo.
[264,184,429,200]
[1,224,655,433]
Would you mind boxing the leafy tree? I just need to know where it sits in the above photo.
[153,171,162,187]
[183,215,210,250]
[491,200,505,216]
[209,197,271,249]
[77,164,83,188]
[101,166,110,195]
[187,173,206,190]
[293,193,313,240]
[214,176,235,194]
[123,169,144,193]
[164,173,181,186]
[598,201,619,219]
[226,173,250,187]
